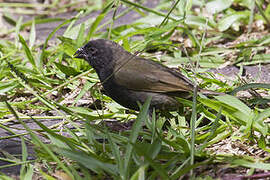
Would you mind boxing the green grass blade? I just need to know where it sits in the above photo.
[18,34,36,69]
[86,0,114,41]
[40,17,77,63]
[15,16,23,48]
[124,96,151,179]
[190,85,198,173]
[29,19,36,48]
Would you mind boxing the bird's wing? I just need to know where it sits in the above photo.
[113,58,194,92]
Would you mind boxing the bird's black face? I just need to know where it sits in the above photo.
[73,39,115,73]
[74,45,98,61]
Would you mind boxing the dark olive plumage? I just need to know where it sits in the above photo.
[74,39,220,111]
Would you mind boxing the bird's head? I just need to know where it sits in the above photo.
[74,39,117,72]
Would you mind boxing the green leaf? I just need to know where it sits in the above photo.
[107,131,125,179]
[63,11,84,39]
[121,0,174,21]
[18,34,36,68]
[40,17,77,63]
[76,23,85,47]
[232,159,270,170]
[130,165,147,180]
[72,80,93,106]
[185,15,216,29]
[132,139,169,179]
[124,96,151,179]
[67,106,114,120]
[230,83,270,96]
[52,147,117,175]
[0,81,18,93]
[200,96,268,135]
[214,95,251,115]
[29,19,36,48]
[21,17,64,29]
[218,11,250,31]
[3,13,16,26]
[15,16,23,48]
[253,108,270,136]
[61,41,76,57]
[32,118,80,149]
[206,0,233,14]
[86,1,114,41]
[54,62,80,76]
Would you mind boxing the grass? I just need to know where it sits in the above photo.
[1,0,270,179]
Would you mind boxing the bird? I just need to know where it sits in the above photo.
[73,39,222,112]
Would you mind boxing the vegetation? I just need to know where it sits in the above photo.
[0,0,270,179]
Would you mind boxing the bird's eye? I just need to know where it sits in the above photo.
[89,47,98,55]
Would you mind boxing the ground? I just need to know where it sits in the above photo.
[1,0,270,179]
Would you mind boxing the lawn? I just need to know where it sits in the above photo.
[1,0,270,179]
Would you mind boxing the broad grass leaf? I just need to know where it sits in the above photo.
[19,35,36,69]
[0,81,18,93]
[54,62,80,76]
[214,95,251,115]
[32,118,80,149]
[52,147,117,175]
[40,18,77,63]
[15,16,23,48]
[231,159,270,170]
[132,139,169,179]
[231,83,270,95]
[21,17,63,29]
[206,0,233,14]
[67,106,114,120]
[253,108,270,136]
[124,96,151,179]
[29,19,36,48]
[107,131,125,179]
[185,15,216,29]
[76,23,85,47]
[218,11,250,31]
[86,0,114,41]
[200,95,268,135]
[130,165,147,180]
[3,13,16,26]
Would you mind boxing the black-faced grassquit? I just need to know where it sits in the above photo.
[74,39,222,111]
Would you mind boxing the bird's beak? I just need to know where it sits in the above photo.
[73,48,86,59]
